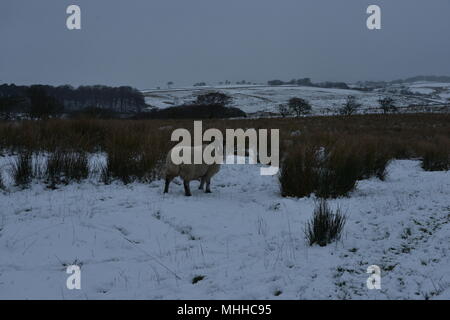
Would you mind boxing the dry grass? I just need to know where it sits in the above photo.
[10,151,33,188]
[0,113,448,188]
[305,200,347,246]
[279,138,391,198]
[46,150,89,187]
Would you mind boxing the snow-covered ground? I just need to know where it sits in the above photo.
[142,82,450,115]
[0,154,449,300]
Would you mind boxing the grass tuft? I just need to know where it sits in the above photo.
[10,151,33,188]
[305,199,347,246]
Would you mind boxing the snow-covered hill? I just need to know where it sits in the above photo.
[142,82,450,115]
[0,155,449,299]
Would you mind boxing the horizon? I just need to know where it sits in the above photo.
[2,74,450,91]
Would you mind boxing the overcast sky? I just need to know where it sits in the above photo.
[1,0,449,89]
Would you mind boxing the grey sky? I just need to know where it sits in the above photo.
[1,0,449,89]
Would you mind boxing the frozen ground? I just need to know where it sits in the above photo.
[142,82,450,115]
[0,156,449,299]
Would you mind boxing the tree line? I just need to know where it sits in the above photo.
[277,95,399,117]
[0,84,146,119]
[267,78,350,89]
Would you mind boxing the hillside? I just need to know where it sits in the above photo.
[143,82,450,116]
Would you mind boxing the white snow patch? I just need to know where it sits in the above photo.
[0,158,449,299]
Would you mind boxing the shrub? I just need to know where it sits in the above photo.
[305,200,347,246]
[10,151,33,187]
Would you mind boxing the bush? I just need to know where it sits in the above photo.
[46,150,89,186]
[10,151,33,187]
[305,200,347,246]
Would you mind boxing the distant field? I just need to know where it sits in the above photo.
[142,82,450,115]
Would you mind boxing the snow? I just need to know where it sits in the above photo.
[0,156,449,299]
[409,88,434,95]
[142,83,450,115]
[409,82,450,88]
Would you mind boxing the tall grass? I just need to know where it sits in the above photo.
[305,200,347,246]
[46,150,89,186]
[101,130,168,184]
[0,114,448,188]
[279,138,391,198]
[10,151,33,188]
[420,136,450,171]
[0,173,5,191]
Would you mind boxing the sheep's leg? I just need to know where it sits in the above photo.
[164,175,174,193]
[199,176,206,190]
[183,180,192,196]
[205,178,212,193]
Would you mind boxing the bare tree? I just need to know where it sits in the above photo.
[288,97,312,117]
[277,103,291,117]
[339,95,361,116]
[378,97,397,114]
[195,92,232,106]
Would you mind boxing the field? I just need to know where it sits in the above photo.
[142,82,450,115]
[0,114,449,299]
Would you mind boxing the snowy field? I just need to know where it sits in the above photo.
[0,155,449,299]
[142,82,450,115]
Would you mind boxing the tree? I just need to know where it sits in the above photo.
[167,81,174,88]
[27,86,63,119]
[195,92,232,106]
[0,97,22,120]
[339,95,361,116]
[378,97,397,114]
[277,103,291,117]
[268,80,285,86]
[287,97,312,117]
[296,78,312,86]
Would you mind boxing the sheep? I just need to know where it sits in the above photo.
[164,144,221,196]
